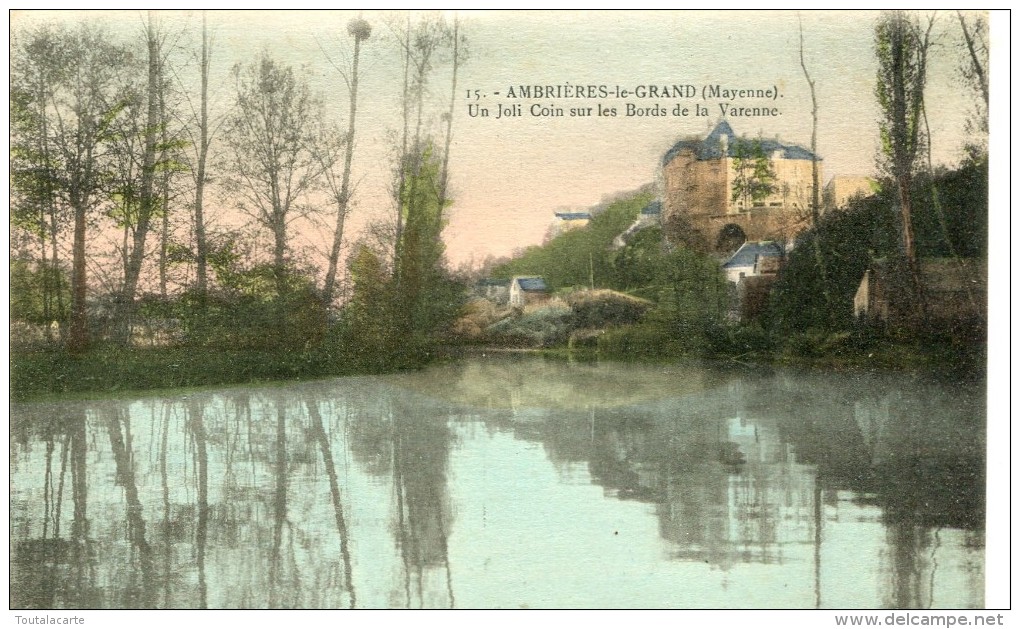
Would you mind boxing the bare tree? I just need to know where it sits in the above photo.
[317,16,372,306]
[956,11,989,109]
[798,15,832,318]
[109,11,166,344]
[223,52,325,295]
[10,26,66,339]
[193,11,214,298]
[956,11,989,158]
[437,14,466,212]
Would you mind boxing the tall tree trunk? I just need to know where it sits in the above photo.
[194,11,210,299]
[799,16,833,322]
[890,18,916,265]
[39,208,52,341]
[957,11,989,107]
[397,20,438,306]
[49,206,64,337]
[877,12,932,317]
[437,15,460,212]
[323,19,368,305]
[68,199,89,354]
[117,12,162,344]
[394,13,411,275]
[273,209,288,297]
[159,72,170,299]
[36,75,55,339]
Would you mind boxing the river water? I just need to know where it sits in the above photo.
[10,355,985,609]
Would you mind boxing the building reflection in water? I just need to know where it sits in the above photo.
[9,358,985,609]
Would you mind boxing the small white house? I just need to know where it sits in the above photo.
[509,276,550,308]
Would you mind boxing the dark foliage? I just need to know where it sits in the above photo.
[767,159,987,336]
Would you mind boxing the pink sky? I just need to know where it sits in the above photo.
[11,10,989,272]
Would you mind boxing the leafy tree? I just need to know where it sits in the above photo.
[908,160,988,260]
[768,193,900,335]
[391,12,457,268]
[332,145,464,370]
[109,12,167,344]
[175,243,327,352]
[10,32,65,338]
[395,144,463,339]
[609,226,670,295]
[599,243,729,357]
[730,138,777,209]
[874,11,934,273]
[10,258,71,326]
[492,191,652,289]
[766,160,986,336]
[10,23,134,353]
[334,244,402,367]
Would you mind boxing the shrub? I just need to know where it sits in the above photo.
[566,289,653,328]
[451,298,508,341]
[485,299,572,347]
[596,322,680,358]
[705,322,774,356]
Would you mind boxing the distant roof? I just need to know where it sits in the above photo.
[662,120,820,166]
[554,212,592,220]
[722,241,784,269]
[515,277,549,292]
[640,200,662,216]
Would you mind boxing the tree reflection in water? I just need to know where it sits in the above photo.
[390,398,455,608]
[12,410,98,609]
[305,400,356,608]
[9,358,985,609]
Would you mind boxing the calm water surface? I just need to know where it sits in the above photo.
[10,355,985,609]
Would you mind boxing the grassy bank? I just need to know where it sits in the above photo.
[10,346,331,401]
[11,325,982,402]
[11,342,459,401]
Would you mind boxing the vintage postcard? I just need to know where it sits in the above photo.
[8,9,1003,618]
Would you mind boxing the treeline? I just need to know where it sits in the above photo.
[10,12,470,397]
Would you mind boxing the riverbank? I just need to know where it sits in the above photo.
[513,340,982,378]
[9,345,386,402]
[11,332,983,403]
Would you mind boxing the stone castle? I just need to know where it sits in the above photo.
[661,120,820,252]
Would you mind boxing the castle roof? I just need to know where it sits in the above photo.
[662,120,820,166]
